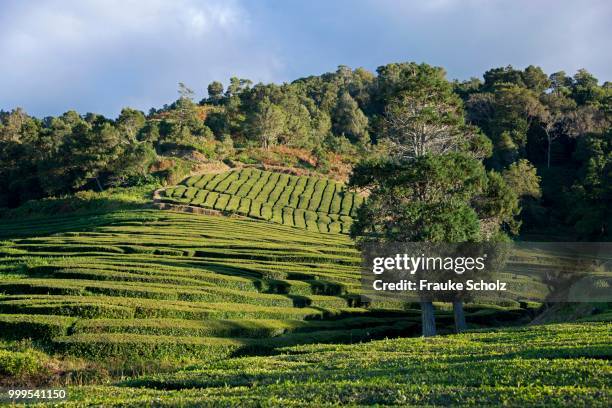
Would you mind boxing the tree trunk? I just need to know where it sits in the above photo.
[452,299,467,333]
[420,301,436,337]
[547,134,551,168]
[95,177,103,192]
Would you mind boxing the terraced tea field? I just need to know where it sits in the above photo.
[0,210,368,358]
[8,322,612,406]
[0,209,537,362]
[0,209,610,405]
[160,168,364,233]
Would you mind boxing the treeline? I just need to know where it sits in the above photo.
[0,63,609,238]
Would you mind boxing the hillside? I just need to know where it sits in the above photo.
[0,168,609,407]
[159,168,363,233]
[0,207,542,362]
[0,183,610,405]
[2,322,609,406]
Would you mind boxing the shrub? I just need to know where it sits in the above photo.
[203,192,219,208]
[271,207,283,224]
[191,190,208,205]
[289,177,308,208]
[249,201,263,218]
[282,207,295,227]
[339,192,353,215]
[194,174,214,189]
[214,194,231,211]
[0,349,49,378]
[184,175,201,187]
[184,187,198,199]
[293,209,306,229]
[225,196,241,212]
[166,169,356,233]
[237,197,251,214]
[308,179,326,212]
[0,314,74,340]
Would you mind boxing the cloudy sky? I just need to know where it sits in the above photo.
[1,0,610,118]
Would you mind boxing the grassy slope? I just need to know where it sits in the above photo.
[0,209,536,362]
[57,322,612,406]
[0,184,610,406]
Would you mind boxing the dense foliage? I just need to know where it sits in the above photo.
[1,62,609,238]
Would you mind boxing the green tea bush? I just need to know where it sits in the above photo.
[282,207,295,227]
[191,190,208,205]
[0,349,49,378]
[339,193,353,215]
[249,201,263,218]
[293,209,306,229]
[271,207,283,224]
[260,205,273,220]
[0,314,74,339]
[184,187,198,199]
[215,171,239,192]
[214,194,231,211]
[308,179,326,212]
[194,174,214,189]
[238,197,251,214]
[203,192,219,208]
[318,182,335,213]
[225,196,241,212]
[205,173,228,191]
[184,175,201,187]
[289,176,308,208]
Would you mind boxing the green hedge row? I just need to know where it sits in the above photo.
[164,169,363,233]
[0,314,75,340]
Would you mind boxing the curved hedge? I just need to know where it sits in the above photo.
[165,169,363,234]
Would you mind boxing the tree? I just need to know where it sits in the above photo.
[249,98,285,149]
[466,85,547,167]
[522,65,551,94]
[333,92,369,145]
[537,93,605,168]
[568,131,611,239]
[502,159,541,200]
[380,63,487,159]
[116,108,145,140]
[502,159,542,231]
[571,69,602,106]
[349,153,518,336]
[207,81,224,104]
[550,71,573,97]
[539,94,575,168]
[55,122,121,192]
[225,77,252,98]
[178,82,195,101]
[482,65,525,90]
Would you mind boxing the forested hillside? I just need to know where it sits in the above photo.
[1,63,610,240]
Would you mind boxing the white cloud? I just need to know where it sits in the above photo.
[0,0,282,117]
[365,0,612,80]
[1,0,609,117]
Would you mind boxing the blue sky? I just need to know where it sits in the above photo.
[1,0,610,118]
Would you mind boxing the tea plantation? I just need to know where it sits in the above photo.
[160,168,364,233]
[0,209,534,360]
[0,200,610,405]
[62,322,610,406]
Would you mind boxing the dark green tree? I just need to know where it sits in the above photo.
[116,108,146,140]
[333,92,370,146]
[350,153,518,336]
[249,97,286,149]
[207,81,224,104]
